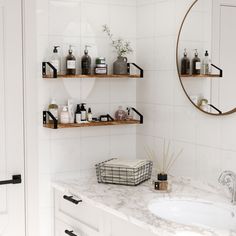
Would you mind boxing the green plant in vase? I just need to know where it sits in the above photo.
[102,25,133,75]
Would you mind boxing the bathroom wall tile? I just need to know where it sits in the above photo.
[220,150,236,173]
[137,3,155,38]
[51,138,81,173]
[81,2,110,37]
[39,174,54,208]
[196,145,221,185]
[49,0,81,36]
[110,134,136,159]
[136,134,155,159]
[38,139,52,174]
[173,106,197,143]
[39,207,54,236]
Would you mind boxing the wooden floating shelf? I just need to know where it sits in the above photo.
[43,74,141,79]
[181,74,221,78]
[43,119,140,129]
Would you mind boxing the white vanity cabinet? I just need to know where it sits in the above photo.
[54,189,157,236]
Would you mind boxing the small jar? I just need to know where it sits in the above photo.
[154,173,168,191]
[94,57,108,75]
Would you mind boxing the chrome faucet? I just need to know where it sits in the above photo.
[218,171,236,205]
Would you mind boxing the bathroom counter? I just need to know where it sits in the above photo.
[52,175,236,236]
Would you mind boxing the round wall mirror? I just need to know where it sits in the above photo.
[177,0,236,115]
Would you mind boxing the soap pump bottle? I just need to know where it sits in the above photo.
[81,45,91,75]
[80,103,87,122]
[60,106,70,124]
[66,45,76,75]
[181,49,190,75]
[192,49,201,75]
[203,50,212,75]
[50,46,61,75]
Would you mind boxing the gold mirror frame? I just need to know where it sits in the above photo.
[176,0,236,116]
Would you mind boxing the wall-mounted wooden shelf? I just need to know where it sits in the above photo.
[43,74,141,79]
[181,74,221,78]
[43,119,140,129]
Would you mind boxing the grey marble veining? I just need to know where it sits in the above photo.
[52,175,236,236]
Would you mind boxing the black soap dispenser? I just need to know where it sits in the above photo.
[81,45,91,75]
[181,49,190,75]
[66,45,76,75]
[192,49,201,75]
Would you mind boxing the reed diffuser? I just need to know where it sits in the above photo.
[145,140,183,191]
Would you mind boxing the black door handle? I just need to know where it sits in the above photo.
[63,195,82,205]
[0,175,22,186]
[65,230,77,236]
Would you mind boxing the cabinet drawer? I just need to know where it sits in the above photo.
[55,190,102,233]
[55,219,84,236]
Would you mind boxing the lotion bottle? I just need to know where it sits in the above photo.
[67,99,75,124]
[203,50,212,75]
[60,106,70,124]
[192,49,201,75]
[75,104,81,124]
[81,45,91,75]
[50,46,61,75]
[66,45,76,75]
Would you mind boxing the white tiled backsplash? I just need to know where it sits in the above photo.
[37,0,236,236]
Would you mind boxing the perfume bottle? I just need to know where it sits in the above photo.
[115,106,127,120]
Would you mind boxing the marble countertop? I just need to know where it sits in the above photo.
[52,175,236,236]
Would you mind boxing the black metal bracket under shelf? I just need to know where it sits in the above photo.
[42,62,57,78]
[43,107,143,129]
[127,63,144,78]
[211,64,223,77]
[43,111,58,129]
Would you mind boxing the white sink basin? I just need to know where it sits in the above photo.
[148,198,236,231]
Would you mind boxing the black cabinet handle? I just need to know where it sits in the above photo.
[63,195,82,205]
[65,230,77,236]
[0,175,22,186]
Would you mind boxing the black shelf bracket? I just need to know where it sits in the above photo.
[209,104,222,114]
[131,107,143,124]
[43,111,58,129]
[211,64,223,77]
[127,63,144,78]
[42,62,57,78]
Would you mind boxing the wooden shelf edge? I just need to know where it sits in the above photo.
[43,120,141,129]
[43,74,141,79]
[181,74,221,78]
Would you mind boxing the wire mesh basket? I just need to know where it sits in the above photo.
[95,159,153,186]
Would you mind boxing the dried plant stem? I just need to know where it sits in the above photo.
[165,149,183,173]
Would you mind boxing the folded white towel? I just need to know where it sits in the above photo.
[104,159,147,168]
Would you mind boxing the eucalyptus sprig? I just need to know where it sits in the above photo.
[102,24,133,57]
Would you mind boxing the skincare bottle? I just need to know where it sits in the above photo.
[192,49,201,75]
[181,49,190,75]
[75,104,81,124]
[87,108,93,122]
[67,99,75,124]
[80,103,87,122]
[48,99,59,123]
[203,50,211,75]
[60,106,70,124]
[50,46,61,74]
[66,45,76,75]
[154,173,168,191]
[81,45,91,75]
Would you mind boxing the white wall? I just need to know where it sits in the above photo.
[37,1,137,235]
[136,0,236,185]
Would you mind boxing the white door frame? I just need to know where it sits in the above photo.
[22,0,39,236]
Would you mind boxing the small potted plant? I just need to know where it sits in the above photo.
[102,25,133,75]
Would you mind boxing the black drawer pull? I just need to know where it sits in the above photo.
[0,175,22,186]
[63,195,82,205]
[65,230,77,236]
